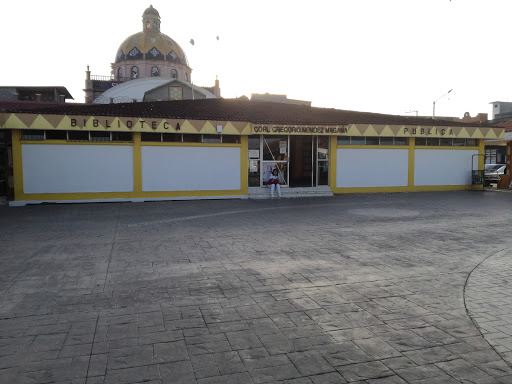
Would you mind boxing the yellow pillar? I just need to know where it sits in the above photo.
[133,132,142,194]
[329,136,337,191]
[11,130,24,201]
[478,139,485,171]
[408,137,415,188]
[240,135,248,195]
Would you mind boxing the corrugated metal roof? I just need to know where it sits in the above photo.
[0,98,498,128]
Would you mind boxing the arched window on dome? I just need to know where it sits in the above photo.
[146,21,151,29]
[185,73,189,82]
[171,69,178,79]
[117,68,122,80]
[131,66,139,79]
[151,67,160,77]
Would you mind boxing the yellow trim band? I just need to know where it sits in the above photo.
[408,137,415,187]
[333,185,478,194]
[20,140,133,145]
[415,146,479,150]
[14,190,246,202]
[337,145,410,150]
[133,133,142,193]
[240,136,248,195]
[141,142,241,147]
[12,130,23,201]
[329,136,337,190]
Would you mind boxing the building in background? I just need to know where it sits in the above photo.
[251,93,311,107]
[0,87,74,199]
[84,5,220,104]
[488,101,512,185]
[0,86,73,104]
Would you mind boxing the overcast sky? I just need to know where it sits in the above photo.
[2,0,511,118]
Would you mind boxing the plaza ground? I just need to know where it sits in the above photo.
[1,191,512,383]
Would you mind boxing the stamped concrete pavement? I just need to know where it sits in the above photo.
[1,191,512,384]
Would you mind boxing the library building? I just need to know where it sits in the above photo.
[0,98,504,205]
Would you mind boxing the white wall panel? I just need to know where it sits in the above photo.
[336,148,409,188]
[414,149,478,186]
[22,144,134,193]
[142,146,241,191]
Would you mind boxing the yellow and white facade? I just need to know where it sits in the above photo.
[0,103,504,206]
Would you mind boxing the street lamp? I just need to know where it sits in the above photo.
[433,89,453,118]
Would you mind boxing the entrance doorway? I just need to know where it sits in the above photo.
[247,135,329,188]
[289,136,314,187]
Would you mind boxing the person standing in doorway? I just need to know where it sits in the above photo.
[268,168,281,198]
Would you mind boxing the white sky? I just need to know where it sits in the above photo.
[2,0,511,118]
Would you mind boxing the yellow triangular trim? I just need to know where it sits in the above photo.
[30,115,53,130]
[56,116,72,130]
[4,113,27,129]
[199,121,217,133]
[111,118,132,131]
[156,119,172,132]
[457,127,469,138]
[484,129,497,139]
[240,123,252,134]
[363,124,378,137]
[347,124,360,135]
[180,120,197,133]
[380,125,395,137]
[221,122,239,135]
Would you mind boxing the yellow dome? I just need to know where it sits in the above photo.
[115,30,188,65]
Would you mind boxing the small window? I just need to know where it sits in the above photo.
[112,132,132,142]
[151,66,160,77]
[222,135,240,144]
[185,73,189,81]
[117,68,122,80]
[146,22,151,29]
[162,133,182,142]
[380,137,394,145]
[45,130,67,140]
[350,137,365,145]
[415,138,427,145]
[466,139,477,146]
[453,138,465,146]
[426,138,440,146]
[365,137,379,145]
[182,134,201,142]
[337,136,350,145]
[131,66,139,79]
[171,69,178,79]
[440,138,453,146]
[394,137,408,145]
[68,131,89,141]
[22,130,44,140]
[90,132,111,141]
[141,133,162,142]
[202,135,222,143]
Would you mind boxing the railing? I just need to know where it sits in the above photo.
[472,170,484,185]
[91,75,132,83]
[91,75,114,81]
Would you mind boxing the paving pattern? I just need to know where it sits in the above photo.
[466,249,512,367]
[1,191,512,384]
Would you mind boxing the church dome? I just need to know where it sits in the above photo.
[115,31,188,65]
[143,4,160,17]
[114,5,188,65]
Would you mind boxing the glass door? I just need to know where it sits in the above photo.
[289,136,313,187]
[317,136,329,185]
[262,136,288,186]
